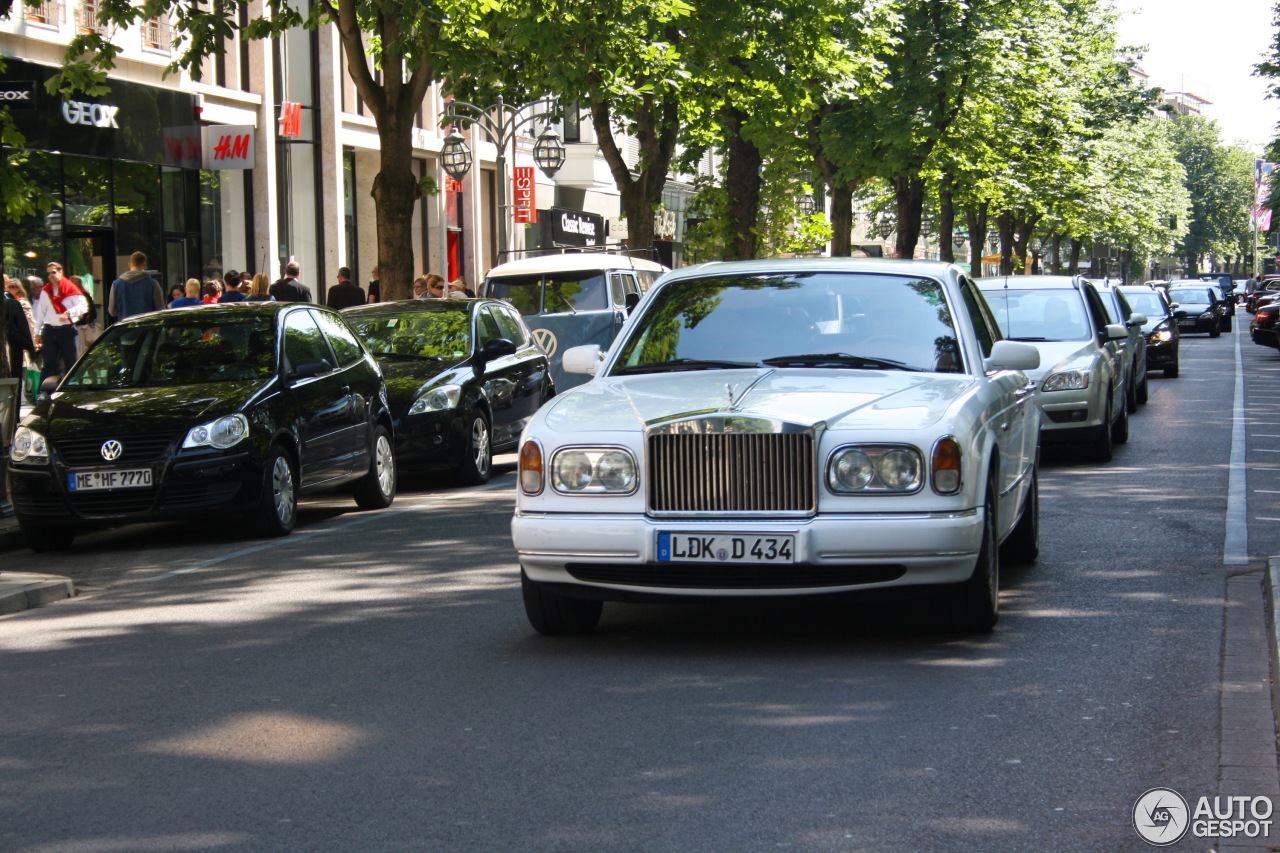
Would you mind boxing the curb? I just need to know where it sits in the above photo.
[0,571,75,615]
[1269,558,1280,719]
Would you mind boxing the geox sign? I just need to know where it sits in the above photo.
[0,81,37,110]
[62,99,119,129]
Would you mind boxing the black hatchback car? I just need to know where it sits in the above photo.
[1119,285,1180,377]
[1167,284,1223,337]
[8,303,396,551]
[342,298,555,483]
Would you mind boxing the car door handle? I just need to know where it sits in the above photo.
[1015,383,1035,399]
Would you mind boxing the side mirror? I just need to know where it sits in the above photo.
[1127,313,1147,327]
[1103,323,1128,341]
[1168,302,1180,312]
[37,376,60,399]
[289,358,332,381]
[480,338,517,362]
[563,344,604,376]
[984,340,1040,372]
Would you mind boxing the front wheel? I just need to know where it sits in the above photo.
[1136,373,1149,405]
[1000,467,1039,566]
[1091,396,1114,462]
[456,409,492,485]
[1165,358,1179,378]
[1112,394,1129,444]
[951,478,999,632]
[353,426,396,510]
[253,445,297,538]
[522,569,603,635]
[1210,320,1222,338]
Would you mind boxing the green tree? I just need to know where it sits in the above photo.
[1168,116,1253,273]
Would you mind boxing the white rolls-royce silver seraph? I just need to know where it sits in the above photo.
[511,258,1041,635]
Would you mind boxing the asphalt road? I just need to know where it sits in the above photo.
[0,313,1273,852]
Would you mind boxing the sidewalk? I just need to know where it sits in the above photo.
[0,513,75,614]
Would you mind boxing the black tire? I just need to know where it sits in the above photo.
[953,477,999,632]
[1210,320,1221,338]
[1091,396,1114,462]
[521,569,603,635]
[353,425,396,510]
[253,444,297,538]
[1112,393,1129,444]
[1224,317,1233,333]
[456,409,492,485]
[1000,466,1039,566]
[1165,358,1179,378]
[1136,373,1149,405]
[22,524,75,552]
[1125,369,1137,414]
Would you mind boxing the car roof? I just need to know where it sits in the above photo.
[661,257,965,284]
[343,297,495,316]
[974,274,1083,290]
[485,253,667,278]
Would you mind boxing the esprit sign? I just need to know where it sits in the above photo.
[513,166,537,224]
[62,99,119,128]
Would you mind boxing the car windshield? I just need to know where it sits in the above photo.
[485,272,609,315]
[1121,291,1166,317]
[610,272,962,374]
[63,318,277,388]
[1169,288,1210,306]
[345,310,472,359]
[981,288,1090,341]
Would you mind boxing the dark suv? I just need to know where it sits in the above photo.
[8,302,396,551]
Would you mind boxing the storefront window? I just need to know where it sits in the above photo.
[114,160,161,268]
[63,155,113,228]
[2,150,61,281]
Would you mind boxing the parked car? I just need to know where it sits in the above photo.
[977,274,1129,462]
[1166,284,1222,337]
[1202,282,1234,331]
[342,298,555,483]
[1246,277,1280,313]
[1092,279,1149,408]
[1251,302,1280,350]
[8,303,396,551]
[1118,285,1180,377]
[480,252,667,392]
[1197,273,1237,307]
[512,258,1042,635]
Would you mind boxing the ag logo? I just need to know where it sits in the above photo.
[1134,787,1190,846]
[100,439,123,461]
[531,328,558,358]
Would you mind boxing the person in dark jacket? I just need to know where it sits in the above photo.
[326,266,365,310]
[269,261,313,303]
[107,251,165,323]
[2,278,37,381]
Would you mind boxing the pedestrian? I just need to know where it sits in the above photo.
[367,264,381,304]
[8,276,39,402]
[327,266,366,310]
[244,272,274,302]
[167,284,185,306]
[418,273,446,299]
[269,261,312,303]
[2,275,36,383]
[202,280,222,304]
[32,261,87,387]
[69,274,100,358]
[170,279,204,308]
[411,275,429,299]
[447,278,473,299]
[219,269,248,303]
[107,251,165,324]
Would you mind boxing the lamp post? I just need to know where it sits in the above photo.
[439,95,566,261]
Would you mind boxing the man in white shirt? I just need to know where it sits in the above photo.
[33,261,88,387]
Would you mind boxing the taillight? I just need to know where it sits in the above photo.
[1257,312,1270,324]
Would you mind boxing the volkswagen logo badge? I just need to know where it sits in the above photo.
[531,328,558,358]
[100,439,123,461]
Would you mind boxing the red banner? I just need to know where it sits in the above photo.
[513,166,537,224]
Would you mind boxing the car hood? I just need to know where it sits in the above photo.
[540,368,976,433]
[40,383,265,438]
[1016,340,1101,381]
[377,358,467,410]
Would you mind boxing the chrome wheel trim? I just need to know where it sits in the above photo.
[374,433,395,496]
[272,455,295,526]
[472,417,491,475]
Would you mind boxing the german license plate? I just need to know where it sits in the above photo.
[657,532,795,563]
[68,468,153,491]
[1178,319,1195,328]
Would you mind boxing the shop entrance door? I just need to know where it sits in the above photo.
[64,230,115,323]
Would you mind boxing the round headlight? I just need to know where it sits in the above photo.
[830,449,874,490]
[10,426,48,462]
[554,451,594,491]
[595,450,636,491]
[877,449,921,489]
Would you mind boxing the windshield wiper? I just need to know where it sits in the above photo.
[1006,336,1050,342]
[373,351,444,361]
[613,358,756,374]
[760,353,922,371]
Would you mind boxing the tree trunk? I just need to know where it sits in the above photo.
[893,176,924,260]
[370,112,420,302]
[829,186,854,257]
[1051,235,1063,274]
[589,90,678,256]
[1069,238,1083,274]
[997,212,1015,275]
[722,107,763,261]
[966,205,988,276]
[937,178,955,263]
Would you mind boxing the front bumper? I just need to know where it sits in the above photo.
[1035,385,1106,441]
[391,411,468,471]
[513,509,984,599]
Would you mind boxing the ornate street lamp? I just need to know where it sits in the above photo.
[919,217,934,239]
[877,217,894,240]
[798,194,818,217]
[952,233,967,251]
[440,128,473,181]
[532,127,566,177]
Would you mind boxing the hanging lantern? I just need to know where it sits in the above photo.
[919,217,934,239]
[798,194,818,217]
[440,128,473,180]
[532,127,566,177]
[877,218,894,239]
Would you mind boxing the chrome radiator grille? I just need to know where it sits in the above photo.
[648,431,816,514]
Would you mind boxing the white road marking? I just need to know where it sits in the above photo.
[1225,329,1249,566]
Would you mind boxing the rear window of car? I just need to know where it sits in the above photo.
[1120,290,1166,318]
[1169,288,1210,305]
[979,287,1090,342]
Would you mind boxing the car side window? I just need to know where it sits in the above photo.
[609,273,626,308]
[312,310,365,368]
[1114,290,1134,323]
[283,310,335,373]
[959,277,997,358]
[476,306,504,347]
[491,305,528,347]
[1082,284,1110,333]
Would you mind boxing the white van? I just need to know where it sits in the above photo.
[480,253,667,390]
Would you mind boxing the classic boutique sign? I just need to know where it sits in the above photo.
[551,207,605,247]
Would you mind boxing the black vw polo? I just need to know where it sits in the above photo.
[8,302,397,551]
